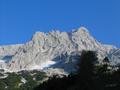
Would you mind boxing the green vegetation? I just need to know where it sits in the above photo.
[0,70,47,90]
[1,51,120,90]
[34,51,120,90]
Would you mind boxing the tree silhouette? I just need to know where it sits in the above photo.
[77,50,98,90]
[34,51,99,90]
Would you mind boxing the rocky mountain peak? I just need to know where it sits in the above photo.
[72,27,89,35]
[0,27,116,73]
[32,32,45,41]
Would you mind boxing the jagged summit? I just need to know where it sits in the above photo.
[72,27,89,33]
[32,32,45,39]
[32,27,88,38]
[0,27,116,73]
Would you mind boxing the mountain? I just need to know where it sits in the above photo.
[107,48,120,65]
[0,27,117,73]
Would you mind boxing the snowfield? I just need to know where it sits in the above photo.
[30,60,57,70]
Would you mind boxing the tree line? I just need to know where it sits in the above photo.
[34,51,120,90]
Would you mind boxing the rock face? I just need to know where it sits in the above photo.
[107,49,120,65]
[0,44,23,70]
[0,27,116,72]
[0,44,23,56]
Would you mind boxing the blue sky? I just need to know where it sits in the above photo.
[0,0,120,47]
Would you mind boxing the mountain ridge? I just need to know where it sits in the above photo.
[0,27,117,73]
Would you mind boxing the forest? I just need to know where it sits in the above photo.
[0,51,120,90]
[34,51,120,90]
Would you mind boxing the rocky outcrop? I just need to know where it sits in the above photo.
[0,27,115,72]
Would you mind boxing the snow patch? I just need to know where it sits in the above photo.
[0,60,5,63]
[30,60,57,70]
[21,77,26,84]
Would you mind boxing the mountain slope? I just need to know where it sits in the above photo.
[0,27,116,72]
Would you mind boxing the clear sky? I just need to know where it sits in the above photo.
[0,0,120,47]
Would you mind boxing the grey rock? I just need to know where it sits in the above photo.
[0,27,116,73]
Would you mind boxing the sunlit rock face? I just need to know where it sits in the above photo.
[0,44,23,56]
[107,49,120,65]
[0,27,116,72]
